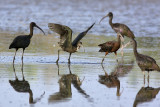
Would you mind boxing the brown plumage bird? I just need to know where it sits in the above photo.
[9,22,45,64]
[99,12,135,55]
[48,23,95,64]
[131,39,160,82]
[98,32,122,64]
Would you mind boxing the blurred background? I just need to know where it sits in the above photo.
[0,0,160,36]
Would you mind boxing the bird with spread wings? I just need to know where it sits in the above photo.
[48,23,95,64]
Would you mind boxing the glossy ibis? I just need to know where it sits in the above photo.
[130,39,160,83]
[99,12,135,55]
[98,32,123,64]
[48,23,95,64]
[9,22,45,64]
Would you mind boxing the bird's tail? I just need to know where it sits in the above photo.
[9,44,13,49]
[99,49,103,52]
[155,64,160,72]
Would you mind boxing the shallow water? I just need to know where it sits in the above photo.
[1,32,160,107]
[1,0,160,107]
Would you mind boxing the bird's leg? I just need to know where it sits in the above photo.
[21,48,25,65]
[68,53,72,64]
[147,71,150,86]
[56,63,60,75]
[56,50,60,64]
[120,34,124,57]
[101,52,108,64]
[13,49,18,64]
[68,63,72,74]
[101,63,108,76]
[114,52,118,62]
[143,71,145,85]
[21,61,25,80]
[12,63,18,79]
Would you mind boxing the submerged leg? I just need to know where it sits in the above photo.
[101,52,108,64]
[13,49,18,64]
[68,53,72,64]
[56,50,60,64]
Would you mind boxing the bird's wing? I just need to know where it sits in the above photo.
[139,54,156,64]
[72,23,95,46]
[48,23,72,47]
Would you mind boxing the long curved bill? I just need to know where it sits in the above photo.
[35,25,45,35]
[99,14,109,24]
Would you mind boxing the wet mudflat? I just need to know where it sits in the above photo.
[1,33,160,107]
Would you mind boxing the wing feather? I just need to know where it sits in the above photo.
[48,23,72,47]
[72,23,95,46]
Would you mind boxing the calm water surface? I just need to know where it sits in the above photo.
[0,0,160,107]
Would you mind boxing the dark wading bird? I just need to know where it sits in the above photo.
[133,86,160,107]
[99,12,135,55]
[130,39,160,84]
[48,23,95,64]
[98,32,123,64]
[9,22,45,64]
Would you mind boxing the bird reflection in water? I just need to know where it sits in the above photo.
[99,60,134,97]
[133,85,160,107]
[9,64,45,104]
[48,64,91,103]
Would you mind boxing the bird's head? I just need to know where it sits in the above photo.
[76,41,83,51]
[108,12,113,18]
[30,22,45,35]
[99,12,113,24]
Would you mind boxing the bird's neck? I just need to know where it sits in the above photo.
[132,39,138,56]
[29,25,34,37]
[109,16,114,28]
